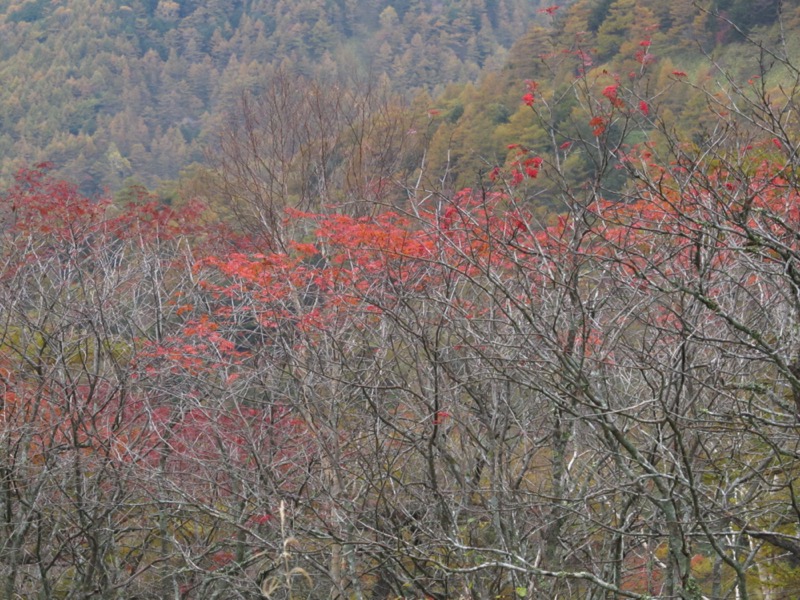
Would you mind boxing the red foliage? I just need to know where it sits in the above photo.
[589,116,607,136]
[602,84,625,108]
[522,79,539,106]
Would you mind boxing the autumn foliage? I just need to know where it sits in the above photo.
[5,28,800,600]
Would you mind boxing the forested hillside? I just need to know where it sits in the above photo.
[420,0,800,196]
[2,0,796,200]
[6,1,800,599]
[0,0,545,194]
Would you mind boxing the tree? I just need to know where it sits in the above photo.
[184,20,800,599]
[0,167,225,598]
[205,69,425,249]
[8,10,800,600]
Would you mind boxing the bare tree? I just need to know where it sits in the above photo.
[206,68,425,250]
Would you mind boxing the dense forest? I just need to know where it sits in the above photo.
[6,0,800,599]
[1,0,795,197]
[0,0,546,194]
[419,0,800,193]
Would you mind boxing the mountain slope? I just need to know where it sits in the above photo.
[0,0,548,194]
